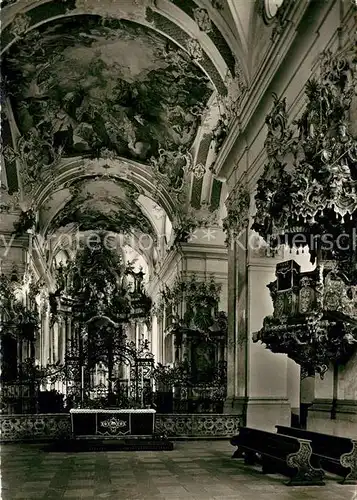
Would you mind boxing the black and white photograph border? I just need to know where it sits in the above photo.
[1,0,357,499]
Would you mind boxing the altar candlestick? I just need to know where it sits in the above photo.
[81,366,84,404]
[141,368,144,407]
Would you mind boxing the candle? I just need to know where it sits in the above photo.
[141,368,144,407]
[81,366,84,404]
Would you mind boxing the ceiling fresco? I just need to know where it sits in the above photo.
[48,177,156,237]
[3,15,214,165]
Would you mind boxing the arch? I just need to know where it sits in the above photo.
[1,1,238,94]
[33,157,179,229]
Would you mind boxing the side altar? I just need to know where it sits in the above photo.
[70,408,155,438]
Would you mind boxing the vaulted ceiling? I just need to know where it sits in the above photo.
[0,0,270,276]
[4,16,213,163]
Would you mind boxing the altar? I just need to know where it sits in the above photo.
[70,408,156,438]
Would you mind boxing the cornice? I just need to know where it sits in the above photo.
[148,237,228,295]
[335,400,357,415]
[180,270,228,282]
[0,231,30,243]
[309,399,357,415]
[177,246,228,259]
[199,0,249,77]
[247,259,281,269]
[157,0,229,82]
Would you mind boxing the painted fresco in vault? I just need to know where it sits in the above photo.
[3,15,213,165]
[49,177,155,236]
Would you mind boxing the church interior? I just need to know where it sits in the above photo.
[1,0,357,498]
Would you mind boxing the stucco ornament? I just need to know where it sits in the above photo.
[196,203,220,227]
[151,147,192,193]
[193,8,212,33]
[191,163,206,179]
[223,182,250,244]
[74,0,152,22]
[224,60,248,121]
[10,13,30,37]
[2,1,19,7]
[0,186,20,214]
[186,39,203,62]
[253,25,357,378]
[210,0,223,9]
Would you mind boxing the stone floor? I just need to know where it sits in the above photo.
[1,440,356,500]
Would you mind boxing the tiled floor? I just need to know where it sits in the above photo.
[1,440,356,499]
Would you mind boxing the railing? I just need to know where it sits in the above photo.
[1,382,39,414]
[0,414,71,441]
[0,412,241,441]
[155,413,240,438]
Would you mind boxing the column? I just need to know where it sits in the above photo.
[57,317,63,363]
[157,317,164,364]
[63,315,68,363]
[43,310,50,366]
[151,315,158,362]
[223,180,250,417]
[52,323,58,363]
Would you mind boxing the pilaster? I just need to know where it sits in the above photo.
[245,254,291,430]
[224,230,248,415]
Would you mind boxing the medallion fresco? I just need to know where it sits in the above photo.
[3,15,213,165]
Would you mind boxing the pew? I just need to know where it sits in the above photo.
[230,427,325,486]
[276,425,357,484]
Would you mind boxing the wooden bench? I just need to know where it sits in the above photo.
[276,425,357,484]
[230,427,325,486]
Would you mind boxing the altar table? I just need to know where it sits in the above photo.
[70,409,156,438]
